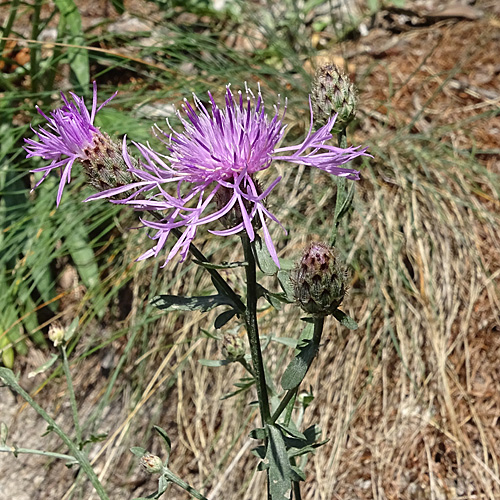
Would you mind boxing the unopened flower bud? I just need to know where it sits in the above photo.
[292,242,347,317]
[48,322,65,347]
[311,64,358,133]
[140,452,163,474]
[221,333,246,361]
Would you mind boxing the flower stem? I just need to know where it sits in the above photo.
[0,368,109,500]
[163,468,209,500]
[60,344,82,445]
[271,317,325,424]
[241,235,270,425]
[0,445,76,463]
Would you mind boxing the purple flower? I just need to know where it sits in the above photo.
[88,84,369,266]
[24,82,116,206]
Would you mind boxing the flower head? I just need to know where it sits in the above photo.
[24,82,116,205]
[292,242,347,316]
[91,84,369,266]
[311,64,358,132]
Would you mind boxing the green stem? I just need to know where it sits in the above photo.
[239,358,256,378]
[292,464,302,500]
[270,387,296,424]
[30,0,43,93]
[330,129,349,247]
[163,468,208,500]
[60,345,82,445]
[271,317,325,424]
[0,445,76,463]
[0,0,20,54]
[241,235,270,425]
[0,368,110,500]
[283,388,298,427]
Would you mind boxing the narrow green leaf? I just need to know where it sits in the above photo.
[130,447,147,458]
[157,475,169,497]
[277,270,295,302]
[154,425,171,464]
[266,424,292,499]
[65,316,79,342]
[249,427,267,440]
[80,433,108,447]
[151,294,234,312]
[251,445,266,460]
[66,223,99,289]
[261,336,299,348]
[27,354,58,378]
[280,339,317,390]
[290,465,306,482]
[111,0,125,14]
[54,0,89,90]
[198,359,230,367]
[332,309,358,330]
[0,422,8,446]
[214,309,237,329]
[193,259,247,270]
[280,322,315,390]
[276,423,306,440]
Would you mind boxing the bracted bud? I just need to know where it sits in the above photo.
[81,133,135,195]
[140,452,163,474]
[292,242,347,317]
[221,333,246,362]
[311,64,358,133]
[48,321,65,347]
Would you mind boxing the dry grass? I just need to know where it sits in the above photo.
[2,4,500,500]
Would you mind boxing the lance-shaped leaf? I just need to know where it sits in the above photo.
[266,424,292,499]
[151,294,235,313]
[280,322,316,390]
[154,425,172,465]
[332,309,358,330]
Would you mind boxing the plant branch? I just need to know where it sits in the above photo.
[271,317,325,424]
[0,445,76,463]
[241,235,270,425]
[0,368,109,500]
[60,344,82,445]
[163,467,209,500]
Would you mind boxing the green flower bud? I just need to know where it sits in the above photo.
[140,452,163,474]
[221,333,246,361]
[311,64,358,133]
[292,242,347,317]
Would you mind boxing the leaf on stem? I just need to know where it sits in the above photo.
[193,259,247,270]
[214,309,237,329]
[277,270,295,302]
[332,309,358,330]
[153,425,171,465]
[266,424,292,499]
[280,323,315,390]
[151,294,235,312]
[198,359,231,367]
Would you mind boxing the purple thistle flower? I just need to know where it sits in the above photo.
[88,84,369,266]
[24,82,116,206]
